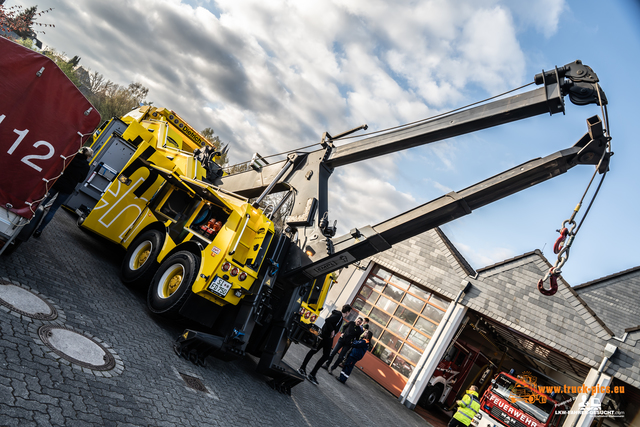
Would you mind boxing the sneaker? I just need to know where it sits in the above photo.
[335,375,345,383]
[297,367,306,376]
[33,230,42,238]
[328,367,334,374]
[307,374,319,385]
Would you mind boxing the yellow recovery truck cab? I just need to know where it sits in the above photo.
[80,106,276,318]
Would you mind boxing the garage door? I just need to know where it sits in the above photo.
[350,265,450,395]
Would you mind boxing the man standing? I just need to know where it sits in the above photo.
[448,385,480,427]
[33,147,93,237]
[335,330,372,384]
[298,304,351,385]
[360,317,370,338]
[324,316,364,373]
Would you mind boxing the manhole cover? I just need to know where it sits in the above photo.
[38,325,116,371]
[179,373,208,393]
[0,281,57,320]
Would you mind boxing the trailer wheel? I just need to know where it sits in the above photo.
[420,383,444,409]
[1,241,21,256]
[121,230,164,287]
[147,251,199,317]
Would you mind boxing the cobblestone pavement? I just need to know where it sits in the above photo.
[0,210,432,427]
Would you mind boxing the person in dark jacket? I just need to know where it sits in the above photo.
[33,147,93,237]
[336,331,372,384]
[298,304,351,385]
[323,316,363,373]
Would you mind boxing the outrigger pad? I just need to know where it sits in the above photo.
[174,330,228,365]
[262,361,305,396]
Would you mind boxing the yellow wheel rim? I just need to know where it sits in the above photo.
[134,246,151,269]
[130,241,153,271]
[158,264,184,299]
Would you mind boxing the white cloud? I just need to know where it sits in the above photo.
[454,241,516,269]
[25,0,563,240]
[509,0,566,37]
[457,6,526,93]
[328,157,416,234]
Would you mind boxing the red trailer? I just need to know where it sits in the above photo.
[0,37,100,254]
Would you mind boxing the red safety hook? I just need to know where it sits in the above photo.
[538,268,559,296]
[553,228,569,254]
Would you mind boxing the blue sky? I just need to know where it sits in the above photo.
[17,0,640,287]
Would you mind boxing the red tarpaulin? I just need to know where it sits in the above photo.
[0,37,101,219]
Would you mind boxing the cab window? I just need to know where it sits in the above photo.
[455,350,467,366]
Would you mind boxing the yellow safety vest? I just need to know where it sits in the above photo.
[453,390,481,426]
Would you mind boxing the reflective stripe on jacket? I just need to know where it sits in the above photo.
[453,390,480,426]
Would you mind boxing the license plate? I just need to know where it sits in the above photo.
[208,276,232,297]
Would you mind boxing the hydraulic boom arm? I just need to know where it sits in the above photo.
[299,115,609,281]
[215,60,610,286]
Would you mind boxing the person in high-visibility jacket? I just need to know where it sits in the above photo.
[448,385,480,427]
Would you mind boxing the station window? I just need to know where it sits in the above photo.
[350,265,449,379]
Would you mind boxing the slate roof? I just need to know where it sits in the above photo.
[573,266,640,337]
[573,266,640,389]
[368,227,640,389]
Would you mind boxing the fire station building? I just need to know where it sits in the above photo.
[319,227,639,427]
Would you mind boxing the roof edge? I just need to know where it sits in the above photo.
[574,265,640,290]
[433,227,476,277]
[562,282,615,337]
[476,249,542,273]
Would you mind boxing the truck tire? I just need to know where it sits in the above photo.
[147,251,199,317]
[1,241,21,256]
[420,383,444,409]
[121,230,164,287]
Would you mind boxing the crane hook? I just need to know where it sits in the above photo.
[538,268,559,296]
[553,228,569,254]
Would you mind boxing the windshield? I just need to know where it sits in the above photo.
[491,374,555,423]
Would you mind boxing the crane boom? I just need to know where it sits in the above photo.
[213,60,609,285]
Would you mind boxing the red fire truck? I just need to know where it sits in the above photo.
[421,340,493,409]
[472,372,570,427]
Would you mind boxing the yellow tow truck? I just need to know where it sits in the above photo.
[77,106,329,379]
[79,106,276,317]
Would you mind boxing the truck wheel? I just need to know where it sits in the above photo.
[121,230,164,287]
[1,241,21,256]
[420,384,444,409]
[147,251,199,317]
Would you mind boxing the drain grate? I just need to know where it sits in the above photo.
[179,373,208,393]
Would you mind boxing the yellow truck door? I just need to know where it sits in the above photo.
[82,141,180,244]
